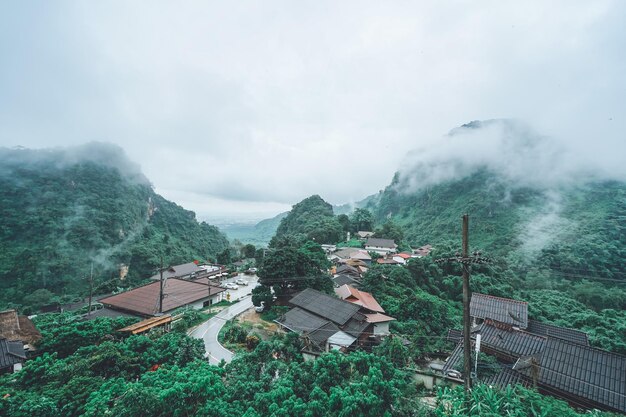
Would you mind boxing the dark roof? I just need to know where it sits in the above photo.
[149,262,203,280]
[443,342,464,374]
[275,308,340,349]
[477,322,546,359]
[332,274,361,288]
[447,329,462,344]
[99,278,222,316]
[365,238,397,248]
[0,338,25,369]
[336,264,361,277]
[289,288,360,326]
[536,338,626,412]
[470,293,528,329]
[308,322,341,347]
[276,307,329,334]
[0,310,42,345]
[527,320,589,345]
[482,367,531,388]
[342,313,370,338]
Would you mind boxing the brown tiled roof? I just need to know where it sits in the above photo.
[363,313,395,323]
[334,285,385,313]
[99,278,222,316]
[0,310,42,345]
[470,293,528,329]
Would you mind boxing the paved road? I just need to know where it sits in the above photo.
[189,274,259,365]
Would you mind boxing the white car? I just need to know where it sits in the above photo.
[223,283,239,290]
[235,278,248,286]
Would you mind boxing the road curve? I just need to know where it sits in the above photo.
[189,296,254,365]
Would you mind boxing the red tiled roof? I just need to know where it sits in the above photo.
[334,285,385,313]
[363,313,395,323]
[395,253,412,259]
[99,278,224,316]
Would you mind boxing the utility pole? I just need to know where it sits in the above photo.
[87,262,94,316]
[436,214,491,392]
[159,256,165,314]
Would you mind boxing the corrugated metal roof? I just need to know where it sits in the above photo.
[275,307,329,334]
[289,288,360,325]
[527,320,589,346]
[443,342,464,374]
[365,238,397,248]
[470,293,528,329]
[149,262,203,280]
[478,322,546,358]
[0,338,25,369]
[536,338,626,412]
[482,367,531,388]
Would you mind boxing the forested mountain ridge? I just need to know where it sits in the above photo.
[0,144,229,311]
[354,120,626,353]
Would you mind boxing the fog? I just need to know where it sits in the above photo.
[0,1,624,222]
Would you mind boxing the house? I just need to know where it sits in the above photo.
[356,231,375,240]
[332,274,362,289]
[334,285,395,335]
[321,244,337,255]
[412,244,433,257]
[470,293,528,329]
[331,248,372,265]
[0,309,42,350]
[376,258,400,265]
[99,278,225,317]
[275,288,393,358]
[335,264,361,278]
[149,262,204,281]
[444,294,626,413]
[0,338,26,374]
[365,238,398,255]
[392,253,412,264]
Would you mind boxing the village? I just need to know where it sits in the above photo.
[2,232,624,414]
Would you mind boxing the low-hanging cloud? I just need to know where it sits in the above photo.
[395,119,626,193]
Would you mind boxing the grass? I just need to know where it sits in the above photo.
[259,306,288,323]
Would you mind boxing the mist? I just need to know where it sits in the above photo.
[395,119,626,194]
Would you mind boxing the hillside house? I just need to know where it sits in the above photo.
[0,310,41,351]
[444,294,625,413]
[356,231,375,240]
[365,238,398,255]
[275,288,394,359]
[99,278,225,317]
[0,338,26,374]
[334,285,395,335]
[412,244,433,257]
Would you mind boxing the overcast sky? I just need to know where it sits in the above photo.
[1,1,624,223]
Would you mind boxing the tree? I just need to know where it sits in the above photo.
[349,208,374,232]
[373,220,404,243]
[241,244,256,259]
[252,285,274,309]
[337,214,351,233]
[216,248,232,265]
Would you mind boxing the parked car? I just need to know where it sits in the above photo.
[223,283,239,290]
[244,267,258,275]
[235,278,248,286]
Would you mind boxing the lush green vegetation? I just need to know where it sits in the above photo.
[271,195,344,246]
[1,313,615,417]
[363,169,626,353]
[0,145,229,312]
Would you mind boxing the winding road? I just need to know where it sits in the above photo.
[189,277,259,364]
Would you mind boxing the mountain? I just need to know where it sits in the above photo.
[271,195,344,245]
[220,211,288,246]
[0,143,230,311]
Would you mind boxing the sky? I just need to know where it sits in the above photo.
[0,1,624,223]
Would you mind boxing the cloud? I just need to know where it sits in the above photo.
[396,119,626,193]
[0,1,624,220]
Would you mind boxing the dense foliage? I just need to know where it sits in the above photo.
[1,314,614,417]
[0,145,230,312]
[364,169,626,353]
[271,195,344,246]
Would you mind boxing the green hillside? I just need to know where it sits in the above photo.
[220,211,288,246]
[0,144,229,311]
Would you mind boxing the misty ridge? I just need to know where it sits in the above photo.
[395,119,625,193]
[0,142,150,186]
